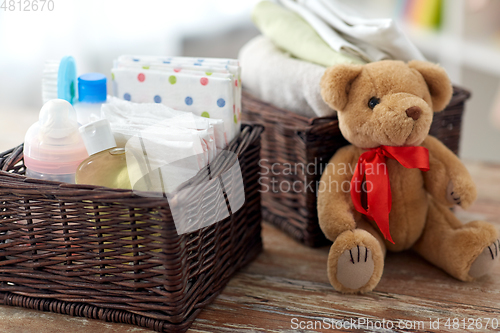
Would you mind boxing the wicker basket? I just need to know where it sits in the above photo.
[242,87,471,247]
[0,123,264,333]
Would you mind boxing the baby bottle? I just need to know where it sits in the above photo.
[24,99,89,183]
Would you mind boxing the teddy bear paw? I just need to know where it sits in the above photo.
[446,181,462,206]
[336,245,375,290]
[469,239,500,279]
[327,229,384,293]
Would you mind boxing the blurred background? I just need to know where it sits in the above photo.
[1,0,500,162]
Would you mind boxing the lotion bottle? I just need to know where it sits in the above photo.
[76,119,132,189]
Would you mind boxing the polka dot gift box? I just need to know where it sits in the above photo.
[112,56,241,142]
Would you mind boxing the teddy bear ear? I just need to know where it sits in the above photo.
[320,64,363,112]
[408,60,453,112]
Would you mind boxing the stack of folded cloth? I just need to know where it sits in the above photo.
[239,0,425,118]
[112,55,241,142]
[102,97,228,193]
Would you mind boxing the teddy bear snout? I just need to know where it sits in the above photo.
[405,106,422,120]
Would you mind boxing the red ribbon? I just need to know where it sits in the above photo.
[350,145,430,243]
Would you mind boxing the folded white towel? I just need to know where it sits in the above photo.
[278,0,388,62]
[239,35,334,118]
[292,0,425,62]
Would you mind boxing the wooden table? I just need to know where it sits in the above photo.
[1,161,499,332]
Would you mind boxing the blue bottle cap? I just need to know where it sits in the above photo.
[78,73,107,103]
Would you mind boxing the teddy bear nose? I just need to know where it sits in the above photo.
[405,106,421,120]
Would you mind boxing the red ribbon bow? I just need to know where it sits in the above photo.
[350,145,430,243]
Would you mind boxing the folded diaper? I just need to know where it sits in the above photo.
[252,1,365,67]
[111,56,241,142]
[102,97,227,153]
[100,98,221,192]
[239,35,334,118]
[125,123,208,194]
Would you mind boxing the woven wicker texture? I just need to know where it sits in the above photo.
[0,123,264,333]
[242,87,470,247]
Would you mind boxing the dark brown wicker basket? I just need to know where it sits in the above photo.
[242,87,470,247]
[0,123,264,333]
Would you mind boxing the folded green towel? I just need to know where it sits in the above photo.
[252,1,365,67]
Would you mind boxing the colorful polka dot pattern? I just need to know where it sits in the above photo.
[112,55,242,142]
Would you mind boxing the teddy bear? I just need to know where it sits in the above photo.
[318,60,499,293]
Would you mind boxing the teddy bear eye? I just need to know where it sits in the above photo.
[368,97,380,109]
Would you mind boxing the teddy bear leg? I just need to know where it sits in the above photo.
[413,200,499,281]
[327,219,385,293]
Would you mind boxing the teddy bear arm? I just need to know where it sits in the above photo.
[422,135,477,208]
[317,146,358,241]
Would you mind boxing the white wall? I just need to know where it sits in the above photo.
[0,0,258,109]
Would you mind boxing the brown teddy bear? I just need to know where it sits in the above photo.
[318,60,499,293]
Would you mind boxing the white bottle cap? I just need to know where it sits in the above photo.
[24,99,88,175]
[79,119,117,156]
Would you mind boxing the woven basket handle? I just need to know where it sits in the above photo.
[0,144,24,172]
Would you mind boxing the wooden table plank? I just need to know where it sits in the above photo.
[190,218,500,333]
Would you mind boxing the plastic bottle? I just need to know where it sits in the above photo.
[24,99,89,183]
[76,119,132,189]
[42,56,77,105]
[74,73,107,125]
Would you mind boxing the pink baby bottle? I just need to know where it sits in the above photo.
[24,99,89,183]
